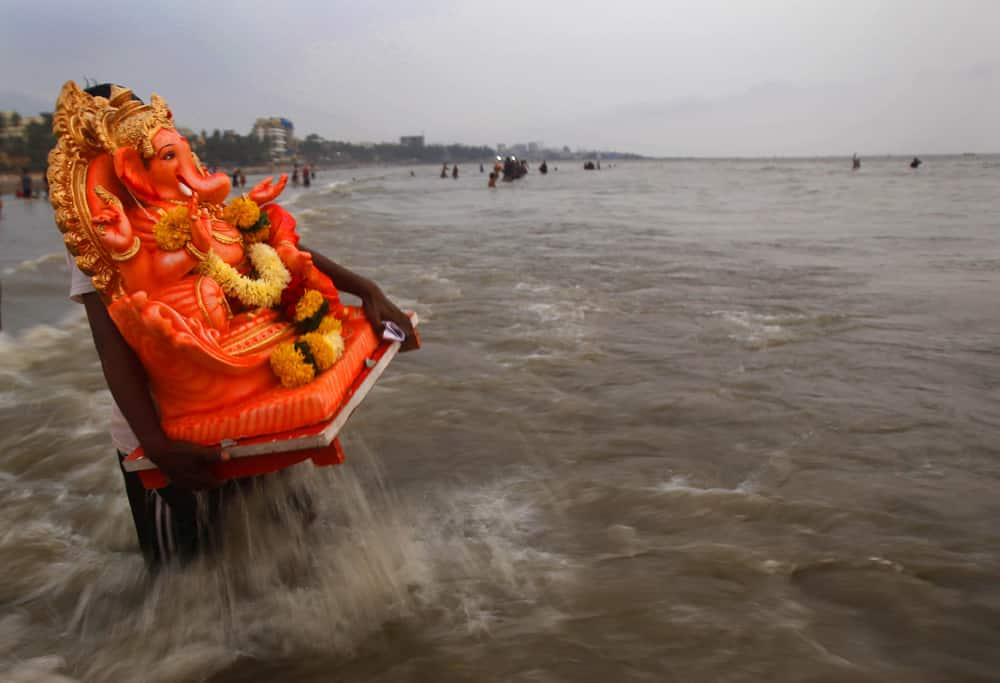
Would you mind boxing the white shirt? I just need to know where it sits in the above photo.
[67,253,141,454]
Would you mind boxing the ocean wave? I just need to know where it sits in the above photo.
[3,251,65,276]
[0,614,81,683]
[1,438,571,682]
[0,315,91,370]
[710,309,850,349]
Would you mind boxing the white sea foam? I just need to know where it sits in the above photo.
[651,474,763,498]
[712,310,806,348]
[3,442,572,682]
[3,251,65,275]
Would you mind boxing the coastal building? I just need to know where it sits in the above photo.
[399,135,424,148]
[0,112,44,141]
[252,117,295,159]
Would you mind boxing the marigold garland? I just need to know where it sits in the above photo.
[294,289,325,321]
[300,332,336,370]
[222,196,261,229]
[269,317,345,388]
[198,242,291,308]
[316,316,342,336]
[153,206,193,250]
[223,196,271,244]
[293,289,330,332]
[240,214,271,245]
[269,342,315,388]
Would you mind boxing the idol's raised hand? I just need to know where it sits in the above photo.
[92,185,134,253]
[249,174,288,205]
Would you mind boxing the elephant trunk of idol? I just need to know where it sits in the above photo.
[179,170,231,205]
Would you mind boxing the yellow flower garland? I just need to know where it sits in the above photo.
[269,343,316,387]
[269,317,345,388]
[222,196,261,229]
[316,316,342,336]
[241,221,271,245]
[288,288,331,333]
[198,242,291,309]
[153,206,193,250]
[223,196,270,244]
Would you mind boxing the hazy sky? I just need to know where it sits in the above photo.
[2,0,997,156]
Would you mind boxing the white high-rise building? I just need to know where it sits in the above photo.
[252,117,295,159]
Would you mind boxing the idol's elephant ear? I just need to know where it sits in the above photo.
[113,146,157,200]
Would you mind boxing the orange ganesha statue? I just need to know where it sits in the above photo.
[48,81,380,446]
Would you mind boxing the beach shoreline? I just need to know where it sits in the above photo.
[0,160,435,198]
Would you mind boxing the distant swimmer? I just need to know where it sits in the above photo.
[410,170,416,177]
[910,156,922,169]
[479,163,484,173]
[440,163,448,178]
[539,160,548,175]
[452,164,459,179]
[852,154,861,170]
[488,171,497,188]
[19,168,33,198]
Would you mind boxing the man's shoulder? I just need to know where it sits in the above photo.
[66,251,97,303]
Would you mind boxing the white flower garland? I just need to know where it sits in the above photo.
[198,242,291,309]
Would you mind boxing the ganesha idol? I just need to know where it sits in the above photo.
[48,81,390,452]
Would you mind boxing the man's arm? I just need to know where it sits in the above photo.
[82,292,222,489]
[301,245,418,351]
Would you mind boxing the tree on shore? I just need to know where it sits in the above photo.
[1,109,500,172]
[0,113,54,171]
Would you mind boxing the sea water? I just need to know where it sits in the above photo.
[1,157,999,681]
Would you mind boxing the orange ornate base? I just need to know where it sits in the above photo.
[123,312,420,489]
[162,308,379,445]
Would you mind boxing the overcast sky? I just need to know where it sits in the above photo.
[2,0,997,156]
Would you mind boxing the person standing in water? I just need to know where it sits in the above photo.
[440,163,448,178]
[452,164,459,179]
[852,154,861,170]
[65,82,418,570]
[488,171,497,188]
[20,168,33,198]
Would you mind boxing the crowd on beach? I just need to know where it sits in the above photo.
[435,156,553,189]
